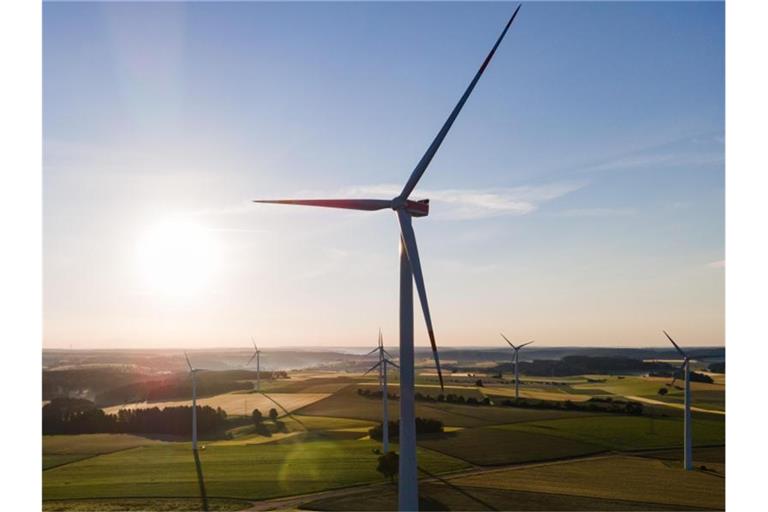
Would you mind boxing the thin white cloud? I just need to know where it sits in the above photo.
[336,182,585,220]
[554,208,635,218]
[583,134,724,174]
[707,260,725,269]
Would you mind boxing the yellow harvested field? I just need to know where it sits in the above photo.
[483,386,591,402]
[102,392,330,416]
[208,431,303,446]
[452,455,724,509]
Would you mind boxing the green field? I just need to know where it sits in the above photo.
[417,426,604,466]
[42,498,249,511]
[43,434,165,470]
[43,439,469,501]
[496,415,725,451]
[453,456,724,510]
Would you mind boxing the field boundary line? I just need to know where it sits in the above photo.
[43,444,149,472]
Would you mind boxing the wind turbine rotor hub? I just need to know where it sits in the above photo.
[390,197,429,217]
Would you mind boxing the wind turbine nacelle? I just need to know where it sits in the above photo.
[405,199,429,217]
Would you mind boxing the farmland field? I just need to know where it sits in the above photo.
[417,426,604,465]
[452,455,724,510]
[43,434,165,470]
[43,364,726,511]
[495,415,725,451]
[296,386,602,427]
[102,392,330,417]
[43,439,469,501]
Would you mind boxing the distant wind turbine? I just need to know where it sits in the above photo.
[246,338,262,392]
[663,330,693,471]
[254,6,521,509]
[500,334,534,400]
[184,352,204,452]
[184,352,209,511]
[365,329,399,453]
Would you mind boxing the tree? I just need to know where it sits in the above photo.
[376,452,399,482]
[268,408,279,422]
[475,379,484,387]
[252,409,263,425]
[658,387,668,396]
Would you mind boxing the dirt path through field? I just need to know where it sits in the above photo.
[625,395,725,415]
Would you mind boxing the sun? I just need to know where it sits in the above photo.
[135,220,220,297]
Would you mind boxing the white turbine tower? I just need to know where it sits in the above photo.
[500,334,533,400]
[364,329,399,453]
[184,351,204,452]
[663,330,693,470]
[246,338,262,392]
[184,352,208,511]
[254,7,521,509]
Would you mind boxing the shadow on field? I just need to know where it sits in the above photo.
[418,466,498,511]
[193,449,209,511]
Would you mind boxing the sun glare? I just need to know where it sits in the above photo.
[135,220,220,297]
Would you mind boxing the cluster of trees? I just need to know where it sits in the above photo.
[368,418,444,441]
[414,392,492,406]
[42,397,228,435]
[708,361,725,374]
[649,370,714,384]
[376,452,399,482]
[357,388,399,400]
[250,407,282,436]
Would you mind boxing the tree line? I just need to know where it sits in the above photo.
[42,397,228,436]
[368,418,444,441]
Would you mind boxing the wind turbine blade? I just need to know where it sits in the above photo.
[364,361,383,375]
[366,346,379,356]
[518,340,535,349]
[382,349,395,359]
[253,199,392,212]
[670,360,686,386]
[500,333,517,350]
[386,359,400,370]
[397,210,444,390]
[246,352,258,366]
[663,330,687,357]
[251,337,258,350]
[184,352,193,371]
[398,5,521,200]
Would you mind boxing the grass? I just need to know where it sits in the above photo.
[495,415,725,451]
[102,392,330,417]
[417,427,603,466]
[304,482,699,511]
[453,455,724,510]
[43,439,470,501]
[42,498,249,511]
[43,434,165,470]
[296,387,601,427]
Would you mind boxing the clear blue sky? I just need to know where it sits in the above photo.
[43,1,724,349]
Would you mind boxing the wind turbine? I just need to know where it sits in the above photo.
[246,338,262,392]
[184,351,205,452]
[500,334,533,400]
[365,329,399,453]
[184,352,209,511]
[663,330,693,470]
[254,7,521,509]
